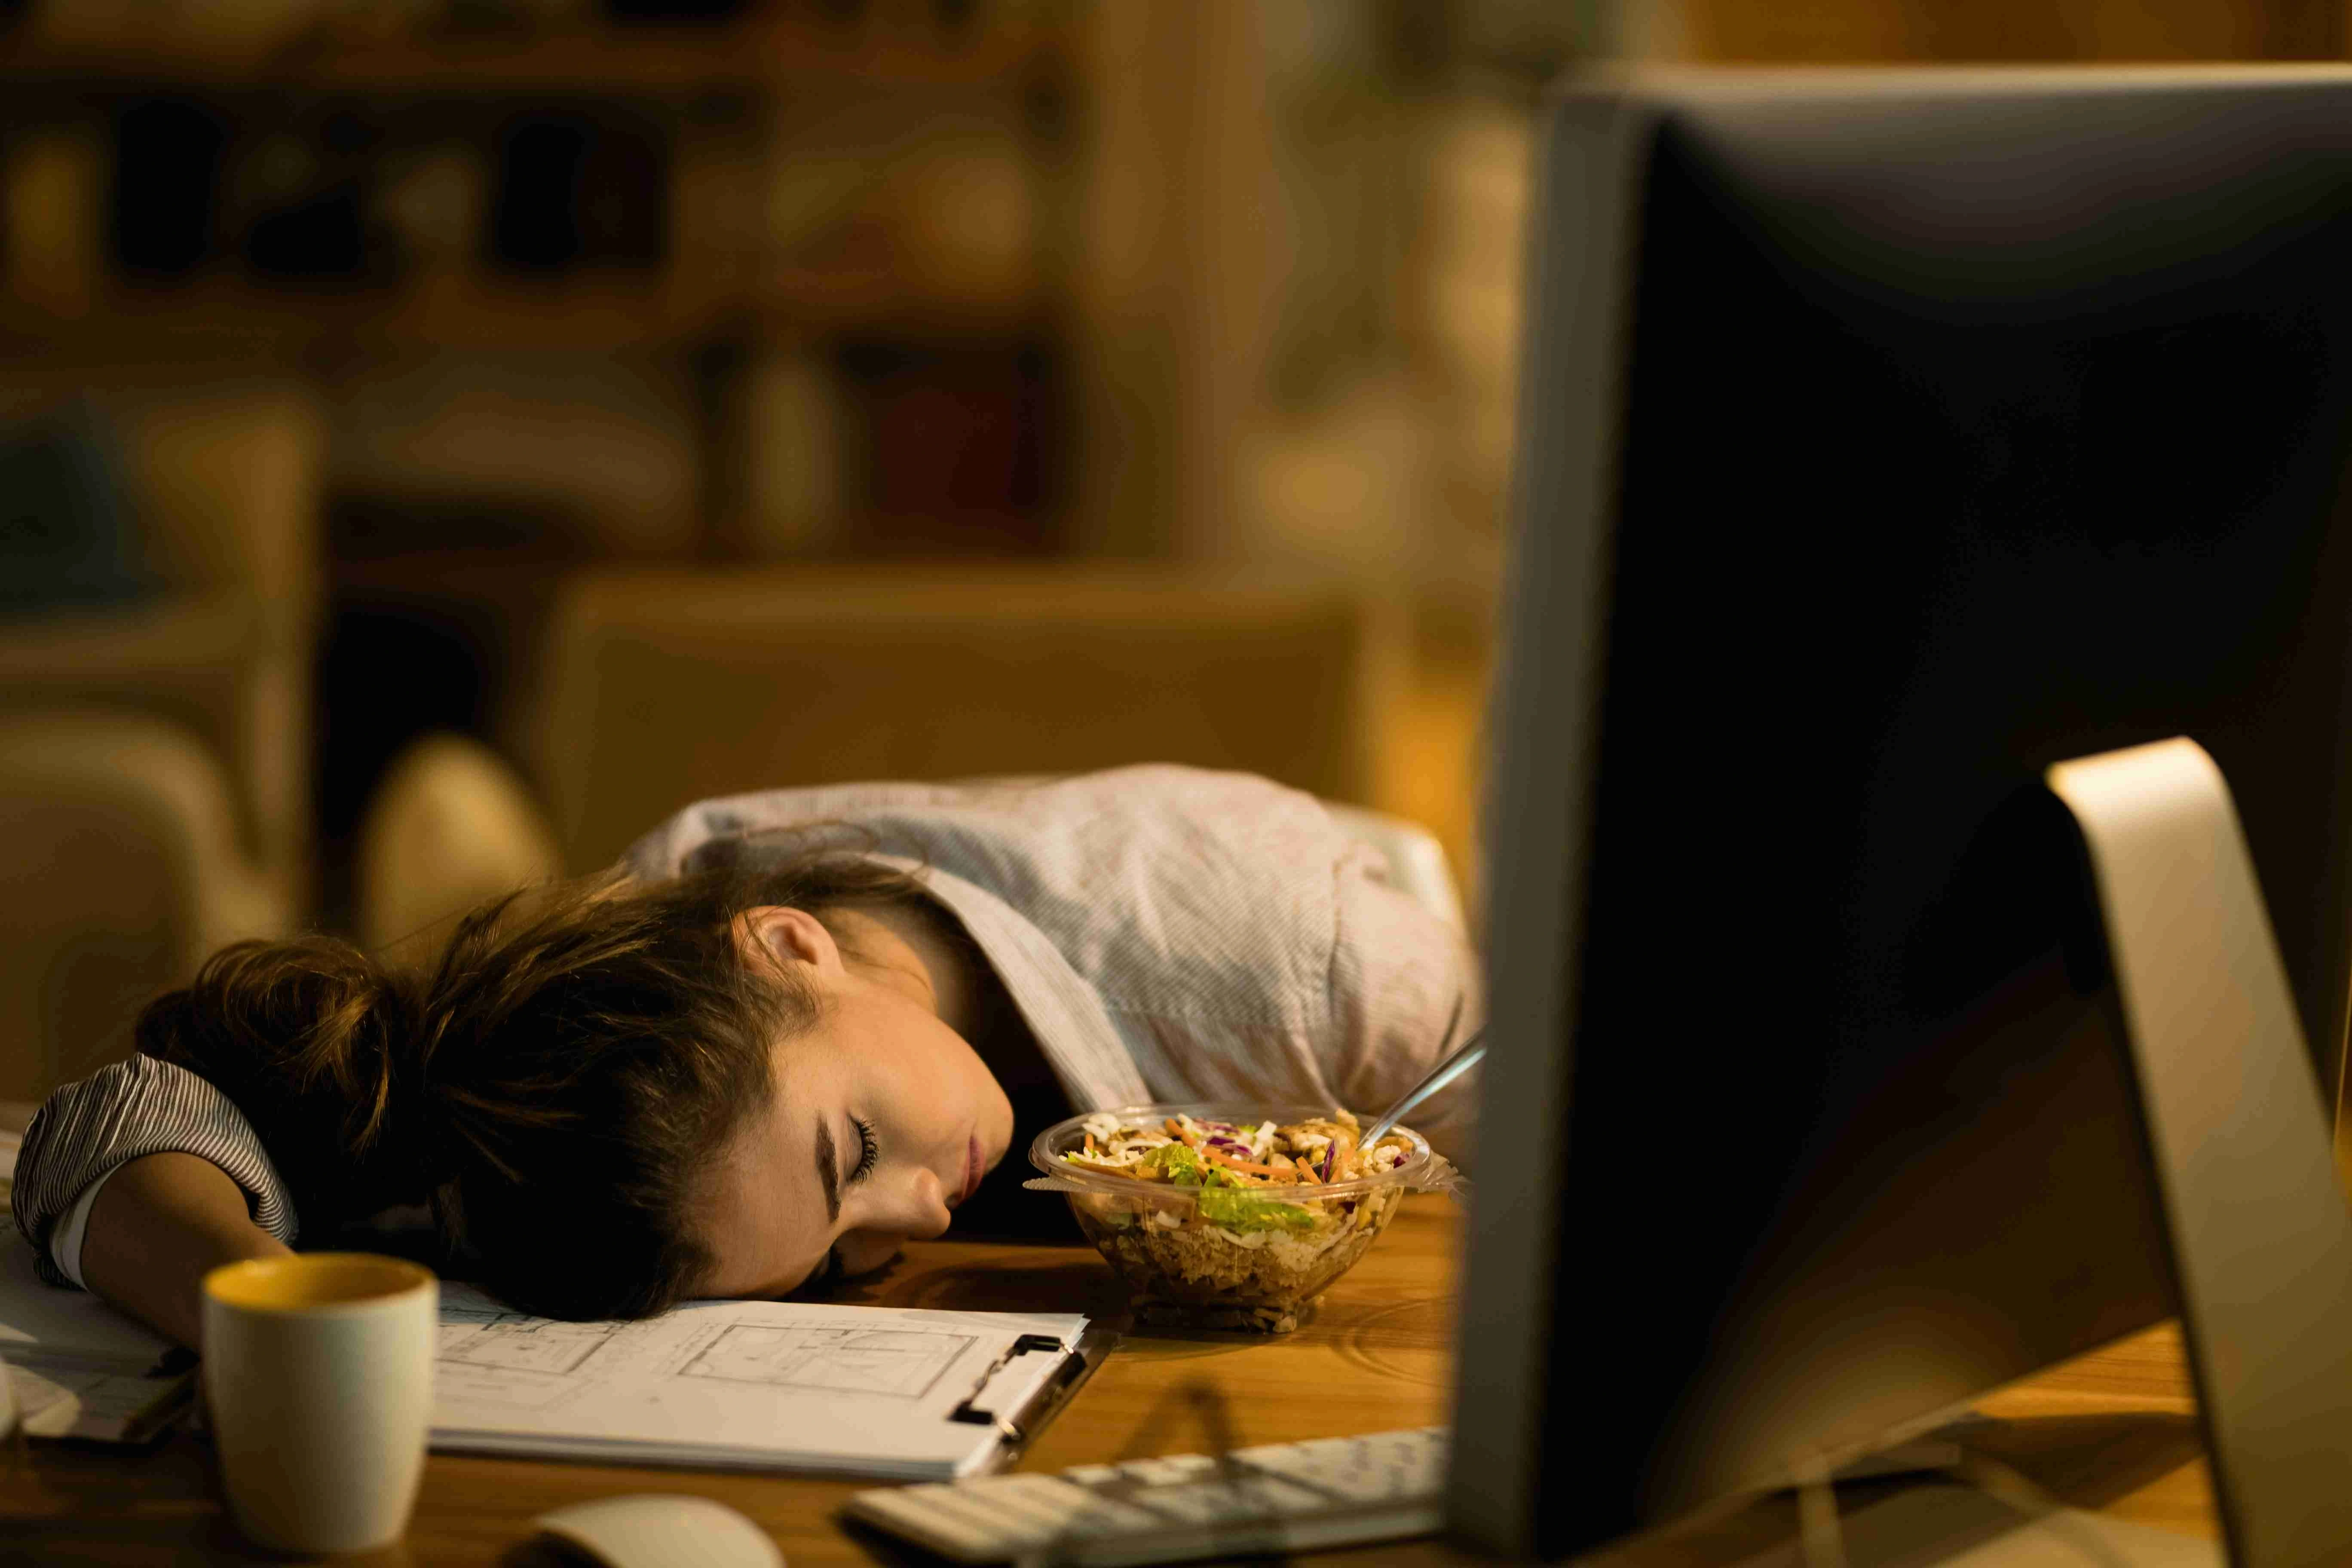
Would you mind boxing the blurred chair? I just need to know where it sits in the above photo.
[356,733,564,964]
[516,565,1413,873]
[0,380,325,910]
[0,710,289,1101]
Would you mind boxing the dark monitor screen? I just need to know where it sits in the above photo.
[1451,67,2352,1560]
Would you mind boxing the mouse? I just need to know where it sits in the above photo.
[531,1494,784,1568]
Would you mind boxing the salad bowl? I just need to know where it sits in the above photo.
[1026,1102,1451,1332]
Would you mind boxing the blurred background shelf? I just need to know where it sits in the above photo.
[0,0,1589,1099]
[0,12,1063,94]
[1,0,2343,1106]
[0,273,1044,357]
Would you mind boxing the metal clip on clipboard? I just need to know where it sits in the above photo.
[947,1326,1114,1463]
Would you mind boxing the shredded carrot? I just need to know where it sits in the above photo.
[1292,1155,1321,1182]
[1084,1133,1098,1156]
[1200,1145,1296,1180]
[1164,1118,1201,1147]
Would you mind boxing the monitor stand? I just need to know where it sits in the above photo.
[2043,738,2352,1568]
[1812,737,2352,1568]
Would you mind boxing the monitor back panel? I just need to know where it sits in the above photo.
[1455,68,2352,1559]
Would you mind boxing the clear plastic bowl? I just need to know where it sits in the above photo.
[1025,1102,1444,1333]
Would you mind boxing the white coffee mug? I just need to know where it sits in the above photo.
[202,1253,437,1553]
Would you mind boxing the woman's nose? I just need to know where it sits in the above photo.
[885,1163,952,1238]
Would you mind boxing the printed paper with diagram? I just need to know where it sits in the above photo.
[430,1283,1090,1480]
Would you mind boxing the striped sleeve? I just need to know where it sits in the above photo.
[9,1055,298,1289]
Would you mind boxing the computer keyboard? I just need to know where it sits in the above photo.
[845,1425,1449,1567]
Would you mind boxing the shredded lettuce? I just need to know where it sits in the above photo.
[1197,1186,1314,1232]
[1142,1144,1206,1182]
[1069,1136,1322,1231]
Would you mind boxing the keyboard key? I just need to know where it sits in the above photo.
[1115,1453,1220,1487]
[853,1487,1011,1558]
[959,1473,1167,1536]
[1233,1429,1449,1504]
[1119,1474,1334,1527]
[907,1483,1069,1548]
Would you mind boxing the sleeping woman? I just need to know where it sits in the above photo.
[9,766,1480,1348]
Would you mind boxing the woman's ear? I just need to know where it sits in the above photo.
[732,906,844,978]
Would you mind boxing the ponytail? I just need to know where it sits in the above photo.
[136,938,436,1225]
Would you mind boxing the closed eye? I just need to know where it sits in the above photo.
[850,1115,879,1185]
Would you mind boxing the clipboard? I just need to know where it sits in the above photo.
[955,1320,1120,1473]
[429,1288,1104,1480]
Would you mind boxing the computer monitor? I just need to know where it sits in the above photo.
[1452,67,2352,1563]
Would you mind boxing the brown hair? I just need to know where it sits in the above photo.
[135,848,923,1320]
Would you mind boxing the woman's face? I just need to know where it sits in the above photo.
[698,906,1016,1298]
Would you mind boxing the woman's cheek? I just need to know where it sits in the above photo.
[839,1232,906,1277]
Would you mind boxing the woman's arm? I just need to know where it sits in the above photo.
[12,1056,302,1302]
[78,1153,291,1348]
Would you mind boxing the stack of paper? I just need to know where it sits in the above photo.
[0,1227,196,1442]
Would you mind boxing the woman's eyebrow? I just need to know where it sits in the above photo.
[814,1116,842,1224]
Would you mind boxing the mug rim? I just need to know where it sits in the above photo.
[203,1252,437,1317]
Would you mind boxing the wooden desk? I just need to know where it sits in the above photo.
[0,1192,2219,1566]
